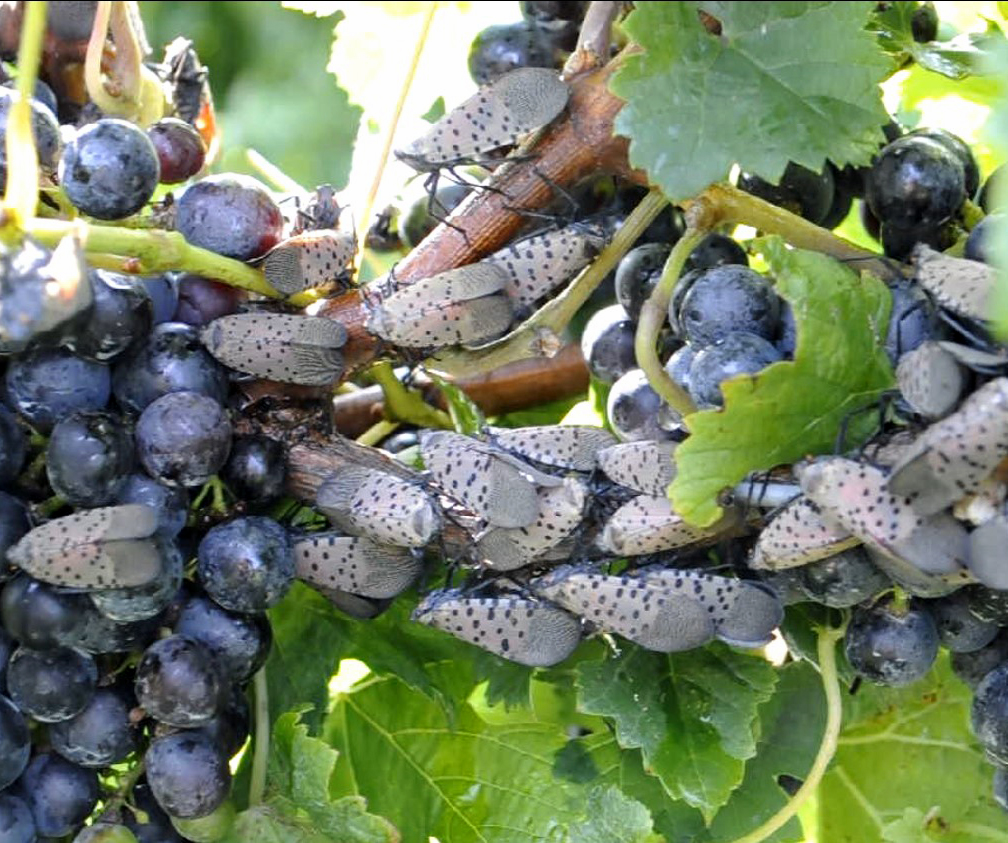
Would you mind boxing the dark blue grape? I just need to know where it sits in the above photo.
[172,276,245,328]
[667,268,702,338]
[908,127,980,198]
[520,0,588,51]
[910,2,939,41]
[136,391,232,488]
[0,408,26,488]
[140,275,180,325]
[46,411,134,507]
[117,474,189,538]
[176,175,283,261]
[0,492,28,575]
[606,368,671,442]
[688,332,783,408]
[379,430,419,454]
[145,731,231,819]
[65,271,153,362]
[683,233,748,274]
[885,280,941,364]
[663,343,695,395]
[972,663,1008,764]
[221,435,287,504]
[6,645,96,722]
[468,21,555,85]
[15,752,99,838]
[49,686,138,768]
[965,213,1001,264]
[5,348,110,431]
[0,88,61,189]
[880,218,956,261]
[90,537,183,622]
[0,627,11,690]
[113,322,229,415]
[147,118,206,184]
[737,162,836,225]
[175,593,271,682]
[866,135,966,230]
[819,183,854,230]
[918,591,999,654]
[0,792,34,843]
[199,686,250,759]
[776,301,797,357]
[124,781,186,843]
[0,695,29,789]
[798,546,890,608]
[60,119,160,220]
[69,601,163,655]
[0,575,91,649]
[951,630,1008,688]
[615,243,670,322]
[135,634,223,727]
[197,517,293,613]
[845,602,939,686]
[580,304,636,385]
[678,265,781,348]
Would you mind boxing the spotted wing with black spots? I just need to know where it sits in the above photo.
[749,495,860,570]
[261,229,356,295]
[412,590,582,667]
[7,504,163,589]
[530,566,715,652]
[316,466,441,548]
[293,532,422,598]
[895,341,965,420]
[488,425,617,472]
[597,440,678,496]
[201,312,346,386]
[596,494,736,556]
[395,67,569,171]
[913,244,995,322]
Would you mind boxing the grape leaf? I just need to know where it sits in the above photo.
[323,668,656,843]
[427,370,486,434]
[818,655,1005,843]
[611,2,891,199]
[576,643,778,823]
[222,710,398,843]
[671,238,895,527]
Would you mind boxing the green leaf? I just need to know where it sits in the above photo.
[671,238,895,526]
[422,95,446,122]
[426,370,486,434]
[223,710,398,843]
[323,672,656,843]
[576,644,778,822]
[818,654,1006,843]
[611,2,891,199]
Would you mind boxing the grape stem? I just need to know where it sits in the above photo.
[369,361,452,430]
[427,187,668,377]
[726,623,846,843]
[25,217,282,298]
[564,1,620,77]
[249,668,270,807]
[635,226,707,415]
[356,419,400,447]
[1,0,46,234]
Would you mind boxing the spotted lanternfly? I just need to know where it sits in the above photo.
[596,440,678,496]
[395,67,569,172]
[485,224,609,309]
[912,244,995,322]
[291,184,342,235]
[895,341,965,420]
[365,263,514,350]
[888,377,1008,516]
[261,229,356,296]
[476,476,587,570]
[595,494,736,557]
[7,504,163,589]
[420,430,550,528]
[749,495,860,570]
[487,425,618,472]
[529,566,715,653]
[201,312,347,386]
[316,466,441,549]
[412,590,583,667]
[635,567,784,648]
[967,516,1008,590]
[798,457,969,576]
[292,532,423,599]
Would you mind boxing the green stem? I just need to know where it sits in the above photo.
[25,218,282,298]
[2,0,46,231]
[35,494,66,518]
[430,188,669,377]
[356,419,400,447]
[635,228,706,415]
[249,669,270,807]
[104,758,146,816]
[370,361,452,429]
[726,624,846,843]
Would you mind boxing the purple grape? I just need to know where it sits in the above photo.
[606,368,671,442]
[197,517,294,613]
[45,411,134,507]
[688,332,783,408]
[615,243,670,322]
[678,265,781,349]
[738,162,835,224]
[136,391,232,488]
[144,731,231,819]
[89,537,183,622]
[0,694,30,789]
[60,119,160,220]
[147,117,206,184]
[116,473,189,538]
[0,792,34,843]
[64,271,153,362]
[49,686,138,768]
[124,781,186,843]
[0,407,26,488]
[580,304,636,385]
[174,592,271,681]
[175,175,283,261]
[134,635,224,727]
[5,348,110,431]
[221,434,287,503]
[0,627,11,689]
[467,21,555,85]
[139,274,180,325]
[0,574,91,649]
[14,751,99,837]
[683,233,748,274]
[845,602,939,686]
[173,275,245,328]
[6,645,97,722]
